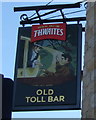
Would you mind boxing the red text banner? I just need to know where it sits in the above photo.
[31,23,66,42]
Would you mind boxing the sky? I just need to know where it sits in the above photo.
[1,0,86,118]
[1,0,85,2]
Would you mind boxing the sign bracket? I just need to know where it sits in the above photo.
[14,2,86,31]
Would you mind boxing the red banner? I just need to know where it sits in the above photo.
[31,23,66,42]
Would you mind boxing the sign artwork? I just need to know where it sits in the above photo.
[13,23,82,111]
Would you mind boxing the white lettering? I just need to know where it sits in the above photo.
[60,29,64,36]
[34,30,38,37]
[34,28,64,37]
[38,29,43,36]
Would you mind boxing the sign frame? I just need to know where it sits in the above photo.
[13,24,82,111]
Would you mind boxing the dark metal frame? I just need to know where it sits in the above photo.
[14,2,86,29]
[14,2,81,11]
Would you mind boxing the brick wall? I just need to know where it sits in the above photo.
[82,2,96,118]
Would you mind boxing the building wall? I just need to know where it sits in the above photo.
[82,2,96,118]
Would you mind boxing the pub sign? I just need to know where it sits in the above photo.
[13,23,82,111]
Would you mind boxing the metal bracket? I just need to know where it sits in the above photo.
[14,2,86,31]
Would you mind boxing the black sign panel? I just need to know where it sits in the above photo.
[13,24,82,111]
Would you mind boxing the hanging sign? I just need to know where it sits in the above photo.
[13,23,82,111]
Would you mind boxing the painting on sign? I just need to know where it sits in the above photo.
[13,23,82,111]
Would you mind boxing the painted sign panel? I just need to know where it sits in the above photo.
[13,23,82,111]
